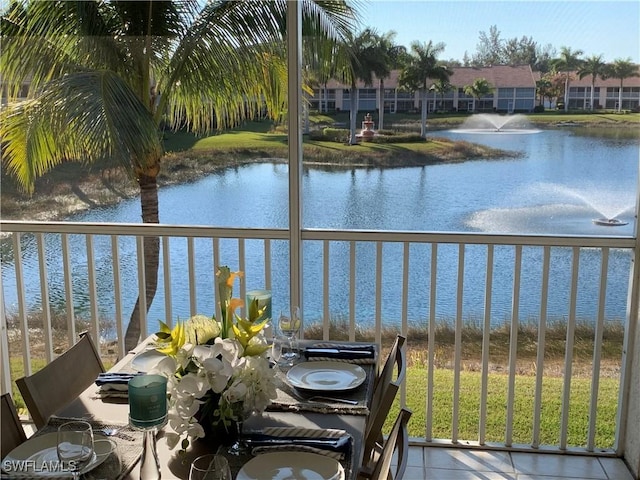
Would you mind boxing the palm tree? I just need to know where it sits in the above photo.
[463,78,494,112]
[430,78,453,112]
[0,0,358,351]
[399,40,450,138]
[578,54,606,111]
[309,47,335,114]
[370,30,405,130]
[550,46,584,112]
[339,28,388,145]
[305,29,351,115]
[535,78,552,107]
[603,58,640,112]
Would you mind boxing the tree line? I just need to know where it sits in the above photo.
[313,24,639,141]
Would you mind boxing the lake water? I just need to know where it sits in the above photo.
[2,127,638,333]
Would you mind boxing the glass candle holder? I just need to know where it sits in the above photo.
[246,289,272,323]
[128,374,167,480]
[128,374,167,428]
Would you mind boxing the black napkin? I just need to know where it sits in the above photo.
[95,372,143,387]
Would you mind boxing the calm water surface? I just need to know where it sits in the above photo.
[2,128,638,333]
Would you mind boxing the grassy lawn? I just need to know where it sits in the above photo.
[163,111,640,154]
[164,128,502,166]
[387,367,618,448]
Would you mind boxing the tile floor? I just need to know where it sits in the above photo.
[402,446,637,480]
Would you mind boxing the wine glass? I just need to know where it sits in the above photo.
[271,333,293,369]
[226,394,258,457]
[189,454,232,480]
[93,438,121,479]
[57,421,94,479]
[278,306,301,363]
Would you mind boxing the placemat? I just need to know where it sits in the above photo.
[41,416,143,480]
[223,431,354,480]
[267,365,372,415]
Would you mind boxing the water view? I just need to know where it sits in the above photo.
[2,125,638,333]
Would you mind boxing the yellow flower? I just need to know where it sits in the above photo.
[156,266,270,354]
[232,316,270,353]
[155,320,186,356]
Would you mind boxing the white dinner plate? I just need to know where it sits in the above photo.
[286,361,366,391]
[236,451,345,480]
[130,349,166,372]
[1,432,110,478]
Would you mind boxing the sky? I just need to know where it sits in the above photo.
[359,0,640,63]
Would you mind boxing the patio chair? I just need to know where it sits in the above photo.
[1,393,27,458]
[362,335,407,468]
[16,332,105,429]
[358,407,412,480]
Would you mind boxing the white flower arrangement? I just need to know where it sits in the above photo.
[151,267,277,453]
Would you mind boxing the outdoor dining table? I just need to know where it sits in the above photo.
[51,336,379,480]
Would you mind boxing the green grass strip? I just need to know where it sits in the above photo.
[385,367,618,449]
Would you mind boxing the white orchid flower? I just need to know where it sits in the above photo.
[223,379,248,404]
[201,356,233,393]
[192,344,216,361]
[174,372,209,399]
[217,337,243,365]
[186,421,205,439]
[173,396,203,419]
[149,355,177,377]
[164,432,181,450]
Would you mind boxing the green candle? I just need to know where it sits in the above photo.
[128,374,167,429]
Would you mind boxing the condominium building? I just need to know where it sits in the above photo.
[309,64,640,113]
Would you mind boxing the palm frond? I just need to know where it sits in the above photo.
[155,0,359,132]
[0,71,161,193]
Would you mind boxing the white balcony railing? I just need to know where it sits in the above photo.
[1,219,638,456]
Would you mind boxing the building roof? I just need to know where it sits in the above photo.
[446,65,537,88]
[319,64,640,90]
[567,73,640,88]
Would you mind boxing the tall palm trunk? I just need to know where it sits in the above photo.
[420,88,428,138]
[590,76,596,111]
[303,91,310,134]
[618,79,623,112]
[124,166,161,351]
[378,79,384,130]
[322,82,328,113]
[349,83,359,144]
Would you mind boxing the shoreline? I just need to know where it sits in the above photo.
[2,119,636,224]
[0,139,513,224]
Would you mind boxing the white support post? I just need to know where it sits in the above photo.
[620,157,640,476]
[287,0,303,333]
[0,276,11,395]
